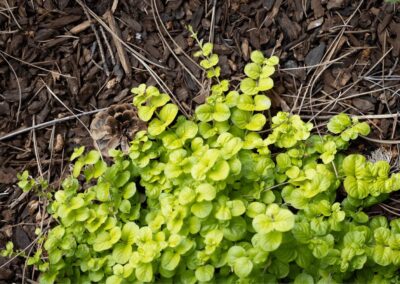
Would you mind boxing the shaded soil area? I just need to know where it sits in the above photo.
[0,0,399,282]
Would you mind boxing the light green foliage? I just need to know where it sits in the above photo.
[12,38,400,284]
[327,113,370,141]
[17,170,48,193]
[0,241,14,257]
[342,154,400,199]
[266,112,313,148]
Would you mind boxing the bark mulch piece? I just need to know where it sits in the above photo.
[0,0,399,282]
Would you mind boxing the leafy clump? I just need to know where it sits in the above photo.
[8,36,400,284]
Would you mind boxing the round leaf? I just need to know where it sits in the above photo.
[213,103,231,122]
[252,231,282,252]
[244,63,261,80]
[191,201,213,218]
[196,183,217,201]
[233,257,253,278]
[240,78,257,95]
[252,214,273,234]
[195,265,214,282]
[250,50,265,64]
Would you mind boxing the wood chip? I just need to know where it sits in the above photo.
[307,18,324,31]
[70,20,92,34]
[305,43,326,66]
[352,98,375,112]
[105,11,131,76]
[311,0,324,18]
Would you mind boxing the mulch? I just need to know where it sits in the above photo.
[0,0,399,282]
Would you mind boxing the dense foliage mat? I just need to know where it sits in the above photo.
[6,35,400,283]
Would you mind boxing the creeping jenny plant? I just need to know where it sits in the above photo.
[10,32,400,284]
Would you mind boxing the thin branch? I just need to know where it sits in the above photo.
[0,109,107,142]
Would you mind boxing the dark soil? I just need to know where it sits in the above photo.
[0,0,399,282]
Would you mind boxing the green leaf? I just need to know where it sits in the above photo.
[112,243,132,264]
[208,160,230,181]
[179,187,196,205]
[372,245,392,266]
[123,182,137,199]
[70,196,84,210]
[327,113,352,134]
[227,246,246,264]
[121,222,138,245]
[196,183,217,202]
[244,63,261,80]
[207,66,221,78]
[73,159,84,178]
[177,120,198,141]
[374,227,391,244]
[161,250,181,271]
[257,77,274,91]
[246,113,266,131]
[286,166,300,179]
[202,43,213,56]
[191,201,213,218]
[71,146,85,161]
[225,91,239,107]
[276,153,291,170]
[344,177,369,199]
[231,109,252,129]
[196,104,214,122]
[106,275,122,284]
[223,217,247,241]
[273,208,295,232]
[254,95,271,111]
[233,257,253,278]
[200,54,219,69]
[266,56,279,66]
[246,202,267,218]
[84,150,100,165]
[237,95,255,111]
[195,265,214,282]
[96,182,110,202]
[217,133,243,159]
[119,200,131,213]
[240,78,258,95]
[250,50,265,64]
[228,200,246,216]
[138,105,155,122]
[253,214,273,234]
[160,103,178,125]
[115,171,130,188]
[252,231,282,252]
[148,119,166,136]
[135,262,153,282]
[260,65,275,78]
[94,227,121,252]
[213,103,231,122]
[39,272,58,284]
[353,122,370,136]
[294,273,314,284]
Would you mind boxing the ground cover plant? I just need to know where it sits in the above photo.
[4,33,400,284]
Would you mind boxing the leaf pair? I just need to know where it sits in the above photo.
[191,149,230,181]
[227,246,254,278]
[327,113,370,141]
[148,104,179,136]
[196,103,231,122]
[162,119,198,149]
[231,109,267,131]
[236,94,271,111]
[252,204,295,234]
